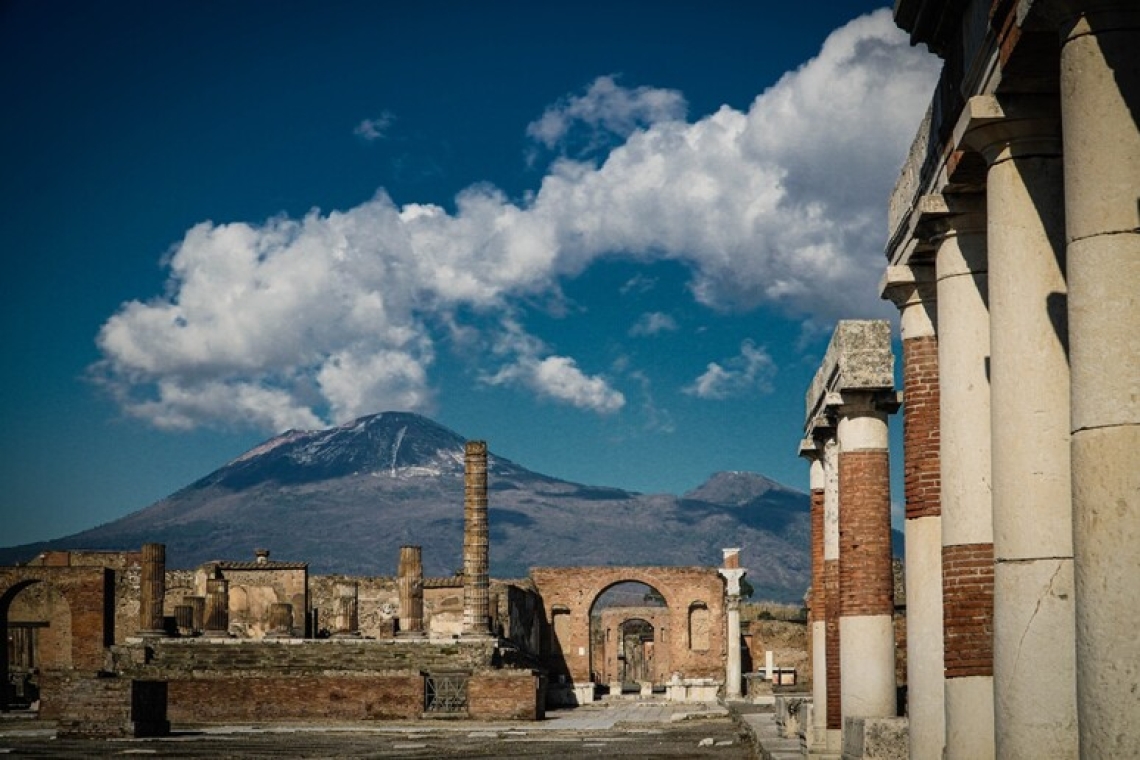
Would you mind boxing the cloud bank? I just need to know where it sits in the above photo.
[94,10,938,432]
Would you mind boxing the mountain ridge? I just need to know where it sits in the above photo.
[0,412,866,603]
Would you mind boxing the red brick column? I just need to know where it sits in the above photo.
[838,451,894,619]
[836,395,896,719]
[823,438,842,730]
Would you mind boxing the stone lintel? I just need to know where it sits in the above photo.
[804,321,894,435]
[955,94,1062,161]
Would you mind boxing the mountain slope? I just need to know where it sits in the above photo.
[0,412,828,602]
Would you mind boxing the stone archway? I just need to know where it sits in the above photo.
[0,566,113,711]
[530,566,726,690]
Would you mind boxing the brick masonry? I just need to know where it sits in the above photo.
[942,542,994,679]
[530,566,726,684]
[838,450,894,618]
[824,558,841,730]
[902,335,940,520]
[810,488,825,625]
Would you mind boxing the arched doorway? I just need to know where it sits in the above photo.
[589,581,667,694]
[2,580,72,711]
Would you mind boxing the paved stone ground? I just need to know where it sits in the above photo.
[0,701,756,759]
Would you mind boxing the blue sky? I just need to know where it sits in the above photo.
[0,1,939,547]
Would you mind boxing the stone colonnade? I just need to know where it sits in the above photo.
[879,1,1138,756]
[800,321,898,757]
[462,440,491,637]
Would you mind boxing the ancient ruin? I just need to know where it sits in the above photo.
[800,2,1139,758]
[1,440,766,737]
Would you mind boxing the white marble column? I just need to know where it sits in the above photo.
[1057,3,1140,755]
[964,95,1078,758]
[719,549,745,700]
[929,194,995,760]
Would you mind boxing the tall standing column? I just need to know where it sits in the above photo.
[836,393,897,720]
[204,578,230,636]
[718,548,745,700]
[822,436,842,733]
[798,444,828,739]
[1057,4,1140,755]
[139,543,168,636]
[398,545,425,637]
[931,197,995,760]
[964,95,1078,758]
[882,264,944,760]
[462,440,491,636]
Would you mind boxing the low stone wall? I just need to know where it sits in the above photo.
[39,671,168,738]
[168,675,424,722]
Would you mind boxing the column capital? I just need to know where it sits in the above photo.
[881,264,938,340]
[718,567,747,597]
[957,95,1062,165]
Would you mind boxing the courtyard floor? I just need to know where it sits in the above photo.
[0,700,757,759]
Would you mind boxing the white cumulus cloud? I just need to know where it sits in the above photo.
[685,340,776,399]
[526,75,686,152]
[629,311,678,337]
[94,10,937,432]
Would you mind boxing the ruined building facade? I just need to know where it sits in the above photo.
[1,441,749,735]
[804,2,1138,758]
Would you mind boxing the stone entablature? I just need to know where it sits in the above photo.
[803,320,895,435]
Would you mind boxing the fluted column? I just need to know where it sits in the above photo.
[462,440,491,636]
[398,545,425,637]
[882,263,945,760]
[204,578,230,636]
[183,595,205,634]
[139,543,168,636]
[174,604,194,637]
[964,94,1078,758]
[1056,4,1140,755]
[835,393,897,720]
[931,196,995,760]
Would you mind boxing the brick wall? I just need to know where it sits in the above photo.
[468,672,545,720]
[902,335,940,519]
[942,542,993,678]
[838,450,894,618]
[167,675,424,722]
[530,566,726,684]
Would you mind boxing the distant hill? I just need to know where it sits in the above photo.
[0,412,900,603]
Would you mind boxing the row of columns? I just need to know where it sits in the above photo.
[878,3,1138,756]
[801,321,899,754]
[135,542,430,639]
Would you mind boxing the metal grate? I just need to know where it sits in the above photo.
[424,672,469,714]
